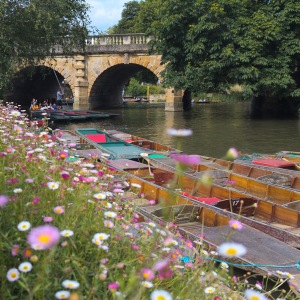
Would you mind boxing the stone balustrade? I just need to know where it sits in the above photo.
[53,34,152,54]
[85,33,151,46]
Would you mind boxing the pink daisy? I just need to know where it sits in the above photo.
[27,225,60,250]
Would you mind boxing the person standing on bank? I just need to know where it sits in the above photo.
[56,89,64,110]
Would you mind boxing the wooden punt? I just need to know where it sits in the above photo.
[65,129,300,209]
[55,131,300,291]
[75,128,153,160]
[107,129,300,188]
[114,163,300,248]
[148,152,300,193]
[57,130,300,246]
[106,169,300,291]
[106,129,181,154]
[31,110,119,122]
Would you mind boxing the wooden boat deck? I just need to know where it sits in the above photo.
[148,156,300,207]
[75,128,154,160]
[57,130,300,249]
[56,129,300,294]
[54,130,103,158]
[138,204,300,283]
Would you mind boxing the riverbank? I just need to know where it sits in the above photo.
[0,104,296,299]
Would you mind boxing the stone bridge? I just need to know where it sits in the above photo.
[9,34,183,111]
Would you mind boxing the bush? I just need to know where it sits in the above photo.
[125,79,147,97]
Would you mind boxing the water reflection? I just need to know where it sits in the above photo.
[56,101,300,158]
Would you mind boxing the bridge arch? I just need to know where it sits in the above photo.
[4,34,184,111]
[5,57,76,108]
[40,57,77,97]
[87,54,164,109]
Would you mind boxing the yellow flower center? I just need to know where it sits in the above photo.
[250,297,260,300]
[226,248,237,256]
[11,273,17,278]
[156,296,166,300]
[38,234,51,244]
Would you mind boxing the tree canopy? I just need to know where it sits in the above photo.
[123,0,300,106]
[109,1,141,34]
[0,0,90,93]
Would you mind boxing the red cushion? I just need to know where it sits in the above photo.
[86,134,107,143]
[180,192,220,204]
[252,159,295,168]
[195,197,221,204]
[125,139,134,143]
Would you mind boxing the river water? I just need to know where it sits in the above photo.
[56,101,300,158]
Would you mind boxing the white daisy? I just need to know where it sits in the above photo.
[17,221,31,231]
[47,182,60,190]
[150,290,172,300]
[55,290,70,299]
[218,242,247,257]
[18,262,33,273]
[104,211,117,218]
[245,289,268,300]
[7,268,20,282]
[102,201,113,209]
[11,110,21,117]
[92,233,110,245]
[141,281,153,288]
[62,279,80,289]
[60,230,74,237]
[93,192,106,200]
[204,286,216,294]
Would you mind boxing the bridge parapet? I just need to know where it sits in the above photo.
[53,34,152,54]
[86,33,150,45]
[85,33,152,54]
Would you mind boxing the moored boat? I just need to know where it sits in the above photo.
[104,164,300,290]
[52,131,300,294]
[30,110,119,122]
[75,128,156,160]
[56,129,300,248]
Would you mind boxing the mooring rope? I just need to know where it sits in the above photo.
[180,256,300,270]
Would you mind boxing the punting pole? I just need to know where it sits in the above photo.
[52,68,68,108]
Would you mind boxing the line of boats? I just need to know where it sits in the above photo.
[54,127,300,294]
[30,110,119,122]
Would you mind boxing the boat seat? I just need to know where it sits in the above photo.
[181,192,221,205]
[85,134,107,143]
[252,159,295,168]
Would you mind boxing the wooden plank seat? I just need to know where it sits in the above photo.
[255,200,300,227]
[257,173,292,187]
[284,200,300,212]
